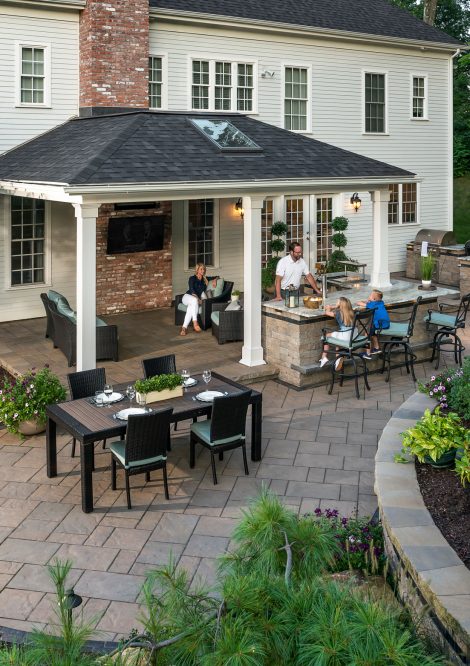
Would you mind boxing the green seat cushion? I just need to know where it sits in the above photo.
[48,290,65,305]
[211,312,220,326]
[191,419,244,446]
[177,303,202,314]
[424,313,457,328]
[213,278,225,298]
[96,317,108,327]
[325,335,368,349]
[109,439,166,469]
[380,322,409,337]
[56,296,76,323]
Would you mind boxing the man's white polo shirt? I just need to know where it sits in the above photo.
[276,254,310,290]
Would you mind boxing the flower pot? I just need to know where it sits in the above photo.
[424,448,456,468]
[136,386,183,405]
[18,418,45,436]
[421,279,432,289]
[231,295,240,303]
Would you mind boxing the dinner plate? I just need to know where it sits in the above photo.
[195,390,225,402]
[96,391,124,404]
[184,377,197,387]
[114,407,148,421]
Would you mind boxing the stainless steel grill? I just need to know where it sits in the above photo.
[413,228,457,246]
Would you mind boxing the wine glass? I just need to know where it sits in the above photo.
[181,369,190,390]
[126,384,135,406]
[202,369,211,386]
[103,383,113,407]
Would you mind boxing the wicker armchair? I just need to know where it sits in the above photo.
[142,354,176,378]
[174,281,234,330]
[211,302,244,344]
[50,308,118,367]
[109,408,173,509]
[40,293,56,340]
[67,368,107,458]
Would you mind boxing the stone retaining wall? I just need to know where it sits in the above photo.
[375,392,470,665]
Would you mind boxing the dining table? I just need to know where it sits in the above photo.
[46,372,262,513]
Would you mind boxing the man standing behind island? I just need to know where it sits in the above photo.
[274,242,322,301]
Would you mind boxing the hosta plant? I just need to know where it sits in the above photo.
[400,408,468,463]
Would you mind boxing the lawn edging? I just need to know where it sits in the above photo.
[375,391,470,665]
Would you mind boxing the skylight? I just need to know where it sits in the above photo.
[190,118,262,152]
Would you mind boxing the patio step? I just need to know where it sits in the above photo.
[212,360,279,385]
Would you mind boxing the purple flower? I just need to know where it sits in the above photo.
[431,376,435,381]
[429,391,434,396]
[433,387,439,393]
[314,508,322,515]
[341,517,348,526]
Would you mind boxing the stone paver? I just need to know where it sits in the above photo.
[0,305,464,641]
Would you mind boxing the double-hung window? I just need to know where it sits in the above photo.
[388,184,418,225]
[16,43,50,106]
[187,199,216,268]
[10,196,46,286]
[411,75,427,119]
[364,72,386,133]
[284,66,309,131]
[149,55,167,109]
[191,59,255,112]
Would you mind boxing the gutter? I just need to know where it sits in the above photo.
[1,0,85,9]
[150,8,463,53]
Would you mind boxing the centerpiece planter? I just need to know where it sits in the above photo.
[18,418,46,436]
[136,386,183,404]
[134,373,184,406]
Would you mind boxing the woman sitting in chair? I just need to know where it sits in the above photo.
[180,263,219,336]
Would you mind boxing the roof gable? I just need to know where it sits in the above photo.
[151,0,461,46]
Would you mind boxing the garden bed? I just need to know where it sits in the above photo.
[416,460,470,569]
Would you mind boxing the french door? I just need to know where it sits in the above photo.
[284,195,334,269]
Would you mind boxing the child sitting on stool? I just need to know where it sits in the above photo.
[357,289,390,358]
[320,296,357,371]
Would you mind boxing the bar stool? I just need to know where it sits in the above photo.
[379,297,422,383]
[424,293,469,369]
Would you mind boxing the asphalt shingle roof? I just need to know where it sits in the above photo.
[0,111,414,186]
[151,0,461,46]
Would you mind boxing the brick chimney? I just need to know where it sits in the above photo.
[79,0,149,116]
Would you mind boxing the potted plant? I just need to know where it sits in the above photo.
[134,373,183,405]
[399,408,467,468]
[420,253,436,288]
[325,216,358,273]
[0,366,67,437]
[262,221,288,295]
[231,290,241,303]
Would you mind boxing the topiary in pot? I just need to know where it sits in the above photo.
[325,216,358,273]
[262,221,288,293]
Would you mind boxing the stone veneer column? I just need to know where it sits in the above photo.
[79,0,149,113]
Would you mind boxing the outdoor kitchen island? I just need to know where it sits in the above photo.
[262,279,459,388]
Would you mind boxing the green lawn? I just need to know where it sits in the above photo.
[454,175,470,242]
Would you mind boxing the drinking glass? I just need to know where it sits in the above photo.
[181,369,190,390]
[126,384,135,406]
[202,369,211,385]
[95,391,104,407]
[137,392,147,411]
[103,383,113,407]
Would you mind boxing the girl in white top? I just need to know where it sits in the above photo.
[319,297,357,370]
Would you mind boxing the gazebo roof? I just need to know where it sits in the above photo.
[0,111,414,189]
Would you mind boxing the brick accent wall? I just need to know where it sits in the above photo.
[96,203,172,315]
[79,0,149,110]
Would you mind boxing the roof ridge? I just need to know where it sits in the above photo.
[71,114,147,184]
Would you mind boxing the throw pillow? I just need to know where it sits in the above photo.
[225,300,241,311]
[56,296,76,323]
[213,278,225,298]
[48,290,65,305]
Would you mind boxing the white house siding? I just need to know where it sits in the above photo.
[0,5,79,155]
[0,199,76,323]
[171,198,244,296]
[151,20,452,271]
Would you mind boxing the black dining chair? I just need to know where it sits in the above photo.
[380,297,422,382]
[108,408,173,509]
[67,368,106,458]
[141,354,176,378]
[189,390,252,485]
[424,293,470,368]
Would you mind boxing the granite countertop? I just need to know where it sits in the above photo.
[262,279,459,320]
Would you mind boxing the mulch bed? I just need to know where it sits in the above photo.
[416,460,470,568]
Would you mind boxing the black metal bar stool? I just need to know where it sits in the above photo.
[424,293,469,369]
[379,297,422,382]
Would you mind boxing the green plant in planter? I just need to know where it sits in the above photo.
[325,216,358,273]
[455,445,470,486]
[448,356,470,420]
[232,290,240,298]
[0,366,66,436]
[262,222,288,291]
[134,373,183,394]
[420,253,436,281]
[399,408,467,465]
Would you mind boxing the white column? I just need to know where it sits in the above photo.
[369,188,392,289]
[240,195,266,367]
[74,203,99,371]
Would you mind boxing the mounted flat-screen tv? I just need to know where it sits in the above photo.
[106,215,165,255]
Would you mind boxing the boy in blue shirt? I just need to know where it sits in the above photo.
[357,289,390,357]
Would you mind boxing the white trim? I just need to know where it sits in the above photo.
[188,55,258,113]
[149,53,168,110]
[410,72,429,120]
[4,195,52,291]
[447,55,454,232]
[281,63,312,133]
[362,69,388,135]
[183,198,220,270]
[15,41,51,108]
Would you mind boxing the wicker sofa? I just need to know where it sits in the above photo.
[41,292,119,367]
[174,280,234,330]
[210,301,243,344]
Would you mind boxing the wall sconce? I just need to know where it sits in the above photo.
[235,198,244,221]
[350,192,362,212]
[261,70,275,78]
